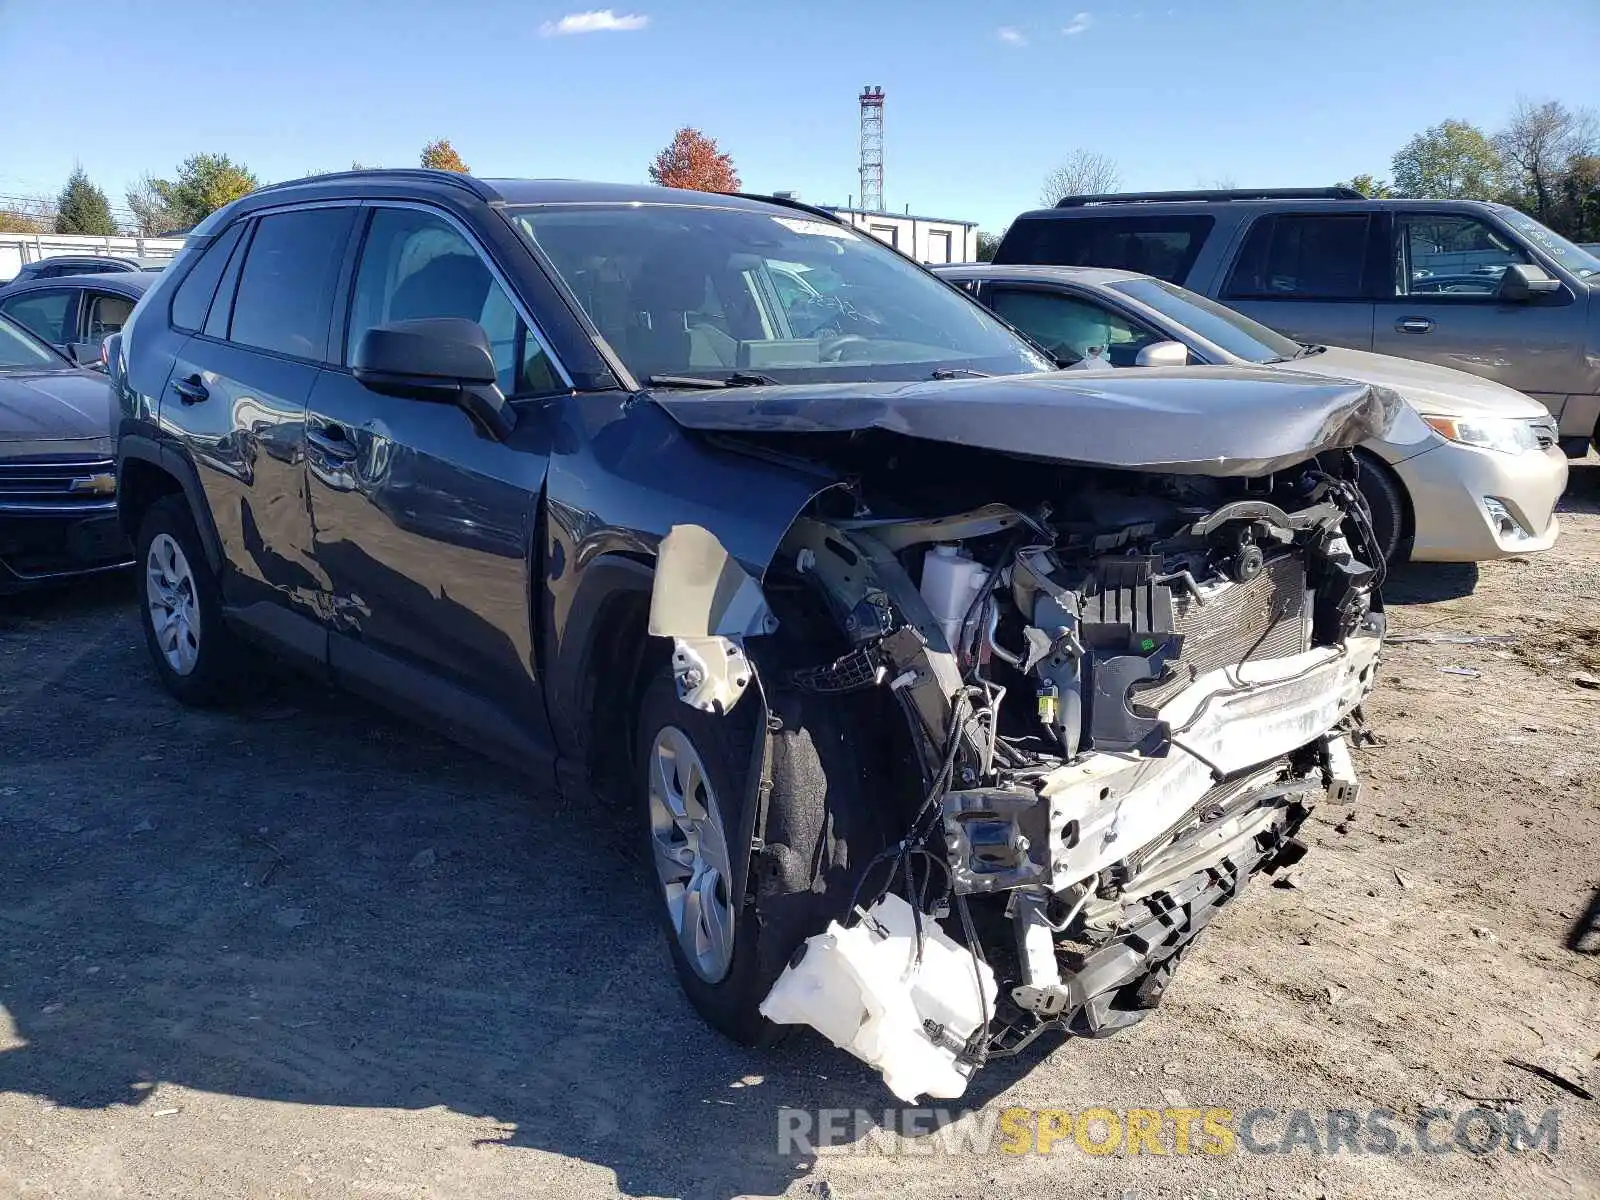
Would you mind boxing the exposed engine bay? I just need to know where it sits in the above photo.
[650,434,1385,1103]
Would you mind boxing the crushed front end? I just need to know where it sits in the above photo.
[749,449,1385,1100]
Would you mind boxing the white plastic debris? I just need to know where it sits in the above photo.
[759,892,997,1102]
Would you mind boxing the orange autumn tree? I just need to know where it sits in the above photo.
[421,139,470,173]
[648,127,740,193]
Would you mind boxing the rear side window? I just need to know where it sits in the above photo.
[995,215,1214,283]
[228,207,356,360]
[1224,214,1372,300]
[170,222,246,331]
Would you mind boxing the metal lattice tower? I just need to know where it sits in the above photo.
[858,85,884,213]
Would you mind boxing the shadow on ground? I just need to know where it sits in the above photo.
[1383,560,1480,604]
[1559,456,1600,516]
[0,584,1052,1199]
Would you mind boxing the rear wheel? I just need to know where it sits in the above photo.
[136,496,249,706]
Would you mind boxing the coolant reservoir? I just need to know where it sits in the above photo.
[759,892,997,1102]
[921,545,990,653]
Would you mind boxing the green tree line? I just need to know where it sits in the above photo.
[1337,98,1599,241]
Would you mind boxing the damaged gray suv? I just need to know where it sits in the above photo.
[111,172,1390,1100]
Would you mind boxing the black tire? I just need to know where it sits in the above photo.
[634,665,896,1045]
[135,496,249,706]
[1351,451,1408,567]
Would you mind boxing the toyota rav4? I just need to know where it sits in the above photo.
[111,171,1390,1100]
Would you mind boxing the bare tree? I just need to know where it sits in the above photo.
[1196,175,1238,190]
[1496,98,1598,219]
[126,174,181,237]
[1040,150,1121,204]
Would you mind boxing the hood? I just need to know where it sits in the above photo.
[1286,346,1547,419]
[651,366,1401,477]
[0,368,115,444]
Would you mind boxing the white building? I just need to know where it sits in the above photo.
[820,207,979,264]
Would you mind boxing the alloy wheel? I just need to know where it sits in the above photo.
[145,533,201,676]
[647,724,737,983]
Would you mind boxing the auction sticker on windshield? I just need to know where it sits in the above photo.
[773,217,858,238]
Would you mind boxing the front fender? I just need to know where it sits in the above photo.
[540,392,834,761]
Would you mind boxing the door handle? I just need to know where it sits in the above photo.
[171,374,209,404]
[306,422,358,462]
[1395,317,1434,335]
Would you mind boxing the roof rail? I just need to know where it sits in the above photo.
[1054,187,1365,208]
[736,191,853,227]
[250,168,498,202]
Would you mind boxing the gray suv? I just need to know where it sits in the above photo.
[994,187,1600,457]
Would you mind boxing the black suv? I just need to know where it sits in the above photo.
[112,170,1388,1092]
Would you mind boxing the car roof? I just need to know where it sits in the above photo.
[0,271,156,296]
[69,271,159,290]
[935,263,1147,287]
[29,255,138,267]
[227,169,817,217]
[1008,196,1511,223]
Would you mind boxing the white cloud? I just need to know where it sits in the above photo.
[996,25,1027,45]
[1062,11,1093,35]
[540,9,649,36]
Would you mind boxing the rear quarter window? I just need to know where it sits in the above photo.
[995,215,1215,283]
[169,222,247,332]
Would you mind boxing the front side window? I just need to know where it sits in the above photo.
[510,203,1049,384]
[228,207,355,360]
[1225,214,1372,300]
[1495,206,1600,279]
[347,207,558,397]
[1109,278,1302,363]
[986,286,1161,366]
[0,290,74,345]
[996,215,1214,283]
[0,314,61,368]
[1394,213,1529,298]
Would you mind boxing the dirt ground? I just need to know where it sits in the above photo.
[2,462,1597,1200]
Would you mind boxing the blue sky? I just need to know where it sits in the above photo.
[1,0,1597,233]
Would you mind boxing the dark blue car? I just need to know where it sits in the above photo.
[0,270,158,367]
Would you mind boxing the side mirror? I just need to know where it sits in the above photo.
[352,317,515,440]
[1497,263,1561,303]
[1134,339,1190,367]
[67,342,107,371]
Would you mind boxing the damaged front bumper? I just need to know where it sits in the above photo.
[651,465,1385,1103]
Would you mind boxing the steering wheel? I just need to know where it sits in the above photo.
[819,334,871,363]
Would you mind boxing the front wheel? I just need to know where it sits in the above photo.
[1351,452,1408,567]
[634,664,896,1045]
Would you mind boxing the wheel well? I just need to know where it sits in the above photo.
[118,457,184,539]
[1352,447,1414,544]
[580,589,668,806]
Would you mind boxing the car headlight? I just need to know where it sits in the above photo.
[1420,415,1541,455]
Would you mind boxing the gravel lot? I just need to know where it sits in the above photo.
[2,462,1597,1200]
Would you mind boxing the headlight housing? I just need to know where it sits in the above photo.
[1420,415,1542,455]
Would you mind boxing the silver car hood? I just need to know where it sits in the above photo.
[0,368,114,444]
[1289,347,1548,420]
[652,366,1401,477]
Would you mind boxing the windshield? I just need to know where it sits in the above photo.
[1109,277,1302,364]
[509,204,1051,384]
[0,313,62,369]
[1495,207,1600,279]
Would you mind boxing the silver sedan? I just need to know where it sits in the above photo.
[937,263,1567,564]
